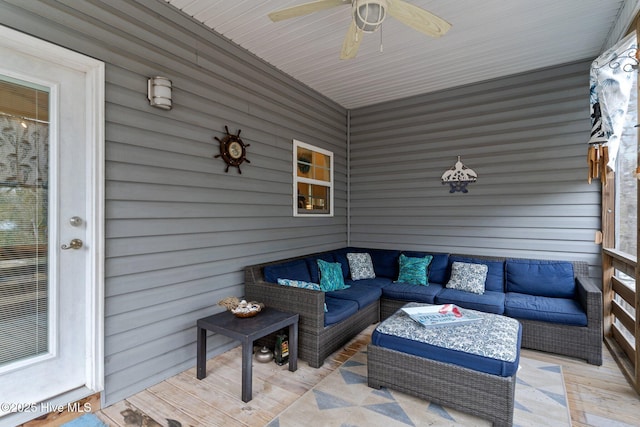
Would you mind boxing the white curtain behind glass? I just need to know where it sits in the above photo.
[0,115,48,186]
[589,31,637,172]
[0,114,49,366]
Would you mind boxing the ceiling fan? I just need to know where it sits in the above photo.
[268,0,451,59]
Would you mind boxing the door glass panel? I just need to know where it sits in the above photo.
[0,77,49,366]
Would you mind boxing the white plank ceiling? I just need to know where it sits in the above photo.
[165,0,632,109]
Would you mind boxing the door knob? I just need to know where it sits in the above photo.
[61,239,83,250]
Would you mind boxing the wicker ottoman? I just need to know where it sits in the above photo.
[367,303,522,427]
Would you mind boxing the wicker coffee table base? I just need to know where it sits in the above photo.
[367,344,516,427]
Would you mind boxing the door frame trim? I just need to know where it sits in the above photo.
[0,24,105,398]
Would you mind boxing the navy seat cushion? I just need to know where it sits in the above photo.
[449,256,505,292]
[326,282,383,309]
[435,289,505,314]
[402,251,449,284]
[506,259,575,298]
[345,277,393,288]
[381,283,444,304]
[263,259,311,283]
[324,297,359,326]
[371,323,522,377]
[504,292,587,326]
[305,253,336,283]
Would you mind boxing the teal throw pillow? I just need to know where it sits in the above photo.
[396,254,433,285]
[317,259,349,291]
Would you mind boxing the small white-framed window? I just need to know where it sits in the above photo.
[293,139,333,217]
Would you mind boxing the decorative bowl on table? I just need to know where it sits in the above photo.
[218,296,264,318]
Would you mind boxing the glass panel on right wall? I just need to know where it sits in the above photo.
[615,72,637,257]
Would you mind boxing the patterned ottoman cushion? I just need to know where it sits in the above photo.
[371,302,522,376]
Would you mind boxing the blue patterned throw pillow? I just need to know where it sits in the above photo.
[346,253,376,280]
[396,254,433,285]
[317,259,349,291]
[446,261,488,294]
[277,278,322,291]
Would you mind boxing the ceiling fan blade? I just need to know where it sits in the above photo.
[387,0,451,38]
[340,20,363,60]
[268,0,351,22]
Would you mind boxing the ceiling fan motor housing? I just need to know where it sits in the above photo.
[354,0,387,33]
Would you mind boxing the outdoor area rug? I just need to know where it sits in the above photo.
[62,413,108,427]
[268,348,571,427]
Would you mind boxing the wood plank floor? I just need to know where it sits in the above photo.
[95,325,640,427]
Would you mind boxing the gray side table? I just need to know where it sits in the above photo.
[196,307,299,402]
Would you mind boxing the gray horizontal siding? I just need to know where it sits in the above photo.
[0,0,346,405]
[349,61,601,274]
[0,0,608,412]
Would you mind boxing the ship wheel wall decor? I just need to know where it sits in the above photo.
[214,126,250,173]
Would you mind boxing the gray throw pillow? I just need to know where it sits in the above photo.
[446,261,488,294]
[346,252,376,280]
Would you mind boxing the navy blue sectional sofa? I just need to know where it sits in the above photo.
[244,247,602,368]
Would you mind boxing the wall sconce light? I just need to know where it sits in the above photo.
[147,76,172,110]
[441,156,478,193]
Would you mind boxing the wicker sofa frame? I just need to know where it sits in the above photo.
[245,254,379,368]
[245,251,603,368]
[381,255,603,365]
[367,344,516,427]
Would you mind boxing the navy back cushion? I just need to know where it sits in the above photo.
[305,253,336,283]
[402,252,449,284]
[449,256,505,292]
[346,247,400,279]
[505,259,575,298]
[368,249,401,278]
[263,259,311,283]
[331,248,351,278]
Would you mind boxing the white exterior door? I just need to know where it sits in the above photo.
[0,26,104,423]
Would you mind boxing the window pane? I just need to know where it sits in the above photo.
[294,140,333,216]
[297,182,330,214]
[311,152,330,182]
[0,77,49,366]
[297,147,313,178]
[615,73,637,257]
[297,147,331,182]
